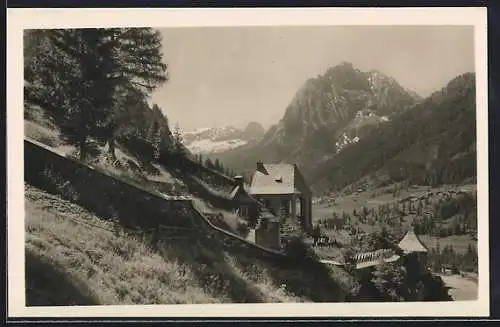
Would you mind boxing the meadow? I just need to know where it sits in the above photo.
[311,183,477,258]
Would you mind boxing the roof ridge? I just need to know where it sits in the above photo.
[398,228,428,253]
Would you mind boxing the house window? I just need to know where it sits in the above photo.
[239,205,249,217]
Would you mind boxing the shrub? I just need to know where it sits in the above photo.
[236,221,250,238]
[283,235,317,259]
[371,263,408,301]
[341,247,357,273]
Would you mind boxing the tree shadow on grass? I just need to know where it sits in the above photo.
[154,236,267,303]
[251,255,348,302]
[153,231,349,303]
[25,250,100,306]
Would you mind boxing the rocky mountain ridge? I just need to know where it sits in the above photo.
[214,62,420,172]
[309,72,476,194]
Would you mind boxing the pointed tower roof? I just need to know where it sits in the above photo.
[398,228,428,253]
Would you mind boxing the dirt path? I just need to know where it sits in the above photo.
[439,274,478,301]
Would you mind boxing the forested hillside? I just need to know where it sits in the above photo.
[24,29,183,167]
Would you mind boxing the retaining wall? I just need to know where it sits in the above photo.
[24,138,286,260]
[25,138,198,230]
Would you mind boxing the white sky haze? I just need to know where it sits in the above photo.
[150,25,474,132]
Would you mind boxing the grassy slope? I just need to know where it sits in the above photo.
[24,116,356,304]
[25,117,246,238]
[25,184,304,305]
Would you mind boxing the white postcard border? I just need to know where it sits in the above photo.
[7,7,489,318]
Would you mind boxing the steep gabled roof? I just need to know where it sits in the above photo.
[229,183,252,199]
[249,163,301,195]
[398,229,429,253]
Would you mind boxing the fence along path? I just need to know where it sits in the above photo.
[25,137,286,259]
[189,200,286,257]
[26,138,400,267]
[321,249,401,270]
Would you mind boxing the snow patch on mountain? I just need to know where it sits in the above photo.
[187,138,248,154]
[182,123,265,154]
[335,109,392,154]
[335,133,360,154]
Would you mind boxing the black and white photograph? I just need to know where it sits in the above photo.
[7,7,489,318]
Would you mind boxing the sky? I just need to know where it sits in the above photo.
[150,26,474,132]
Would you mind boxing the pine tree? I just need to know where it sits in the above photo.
[153,127,162,161]
[25,29,112,160]
[205,158,214,169]
[214,158,222,172]
[172,123,185,155]
[25,28,168,160]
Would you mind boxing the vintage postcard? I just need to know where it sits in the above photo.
[7,7,489,318]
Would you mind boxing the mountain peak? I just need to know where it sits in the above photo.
[214,65,422,175]
[244,121,265,139]
[325,61,360,76]
[338,61,356,69]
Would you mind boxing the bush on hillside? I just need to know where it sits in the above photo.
[283,235,317,260]
[371,263,408,301]
[369,256,452,302]
[236,221,250,238]
[341,247,357,273]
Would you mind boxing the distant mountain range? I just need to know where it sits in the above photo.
[182,122,265,155]
[309,72,476,194]
[211,62,476,195]
[214,62,421,171]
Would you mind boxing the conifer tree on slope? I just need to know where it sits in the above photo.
[24,28,168,161]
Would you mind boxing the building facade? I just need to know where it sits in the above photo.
[249,162,313,231]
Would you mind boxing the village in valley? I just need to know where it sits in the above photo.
[21,25,479,306]
[189,160,478,301]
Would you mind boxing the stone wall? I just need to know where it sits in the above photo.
[24,139,196,230]
[24,138,287,260]
[24,139,351,301]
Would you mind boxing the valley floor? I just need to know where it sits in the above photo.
[313,184,476,222]
[311,183,477,252]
